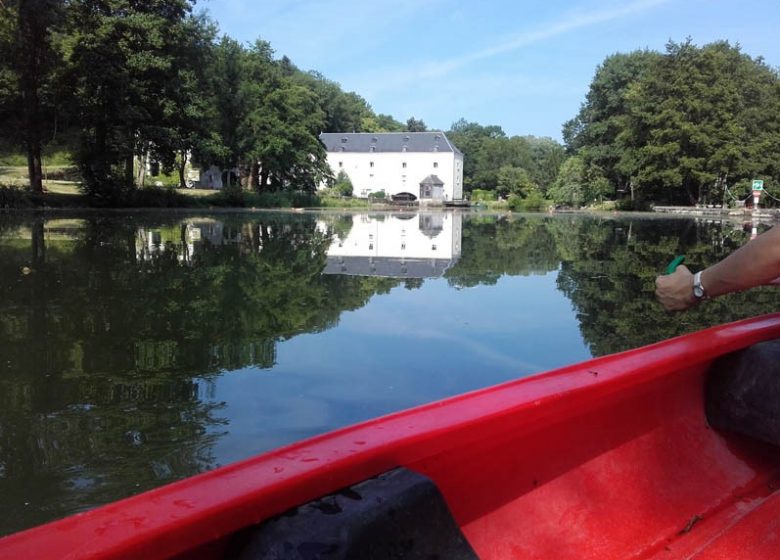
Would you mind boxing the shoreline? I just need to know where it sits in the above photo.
[2,206,779,225]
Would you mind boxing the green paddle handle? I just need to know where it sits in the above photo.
[665,255,685,274]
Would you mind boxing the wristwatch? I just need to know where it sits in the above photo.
[693,271,707,300]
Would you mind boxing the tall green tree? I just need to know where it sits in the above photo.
[148,13,219,189]
[291,70,372,133]
[563,50,659,200]
[524,136,566,194]
[209,36,244,180]
[629,40,779,205]
[566,40,780,206]
[65,0,195,201]
[405,117,427,132]
[211,39,329,193]
[0,0,64,193]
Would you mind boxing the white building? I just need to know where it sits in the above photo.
[319,132,464,202]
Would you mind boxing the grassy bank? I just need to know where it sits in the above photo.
[0,181,359,210]
[1,167,552,212]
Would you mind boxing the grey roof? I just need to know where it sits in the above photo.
[323,256,457,278]
[319,132,462,155]
[420,174,444,186]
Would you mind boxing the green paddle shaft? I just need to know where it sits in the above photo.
[665,255,685,274]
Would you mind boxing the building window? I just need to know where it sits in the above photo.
[370,146,375,152]
[402,162,407,168]
[370,162,374,168]
[338,161,343,168]
[433,162,438,168]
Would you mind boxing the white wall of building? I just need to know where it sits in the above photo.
[326,151,462,200]
[452,153,464,200]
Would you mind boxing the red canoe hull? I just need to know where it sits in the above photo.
[3,314,780,559]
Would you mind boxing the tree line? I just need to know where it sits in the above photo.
[0,0,423,204]
[558,39,780,208]
[442,40,779,210]
[2,3,777,210]
[446,119,566,207]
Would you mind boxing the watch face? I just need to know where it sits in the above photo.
[694,285,704,298]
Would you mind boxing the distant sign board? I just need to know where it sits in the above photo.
[752,179,764,191]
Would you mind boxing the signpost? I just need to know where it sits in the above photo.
[752,179,764,210]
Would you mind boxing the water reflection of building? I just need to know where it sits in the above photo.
[135,220,232,263]
[322,213,462,278]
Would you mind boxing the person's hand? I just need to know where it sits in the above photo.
[655,264,697,311]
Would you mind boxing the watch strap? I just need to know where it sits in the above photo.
[693,271,707,299]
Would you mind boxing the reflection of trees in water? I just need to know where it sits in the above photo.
[445,215,561,287]
[6,212,777,534]
[0,213,402,535]
[0,375,224,535]
[551,217,780,356]
[447,214,780,356]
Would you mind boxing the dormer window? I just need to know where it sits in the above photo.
[341,137,348,143]
[370,146,375,152]
[402,146,408,152]
[403,136,410,141]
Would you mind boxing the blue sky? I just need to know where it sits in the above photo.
[201,0,779,141]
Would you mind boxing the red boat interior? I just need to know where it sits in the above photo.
[2,314,780,559]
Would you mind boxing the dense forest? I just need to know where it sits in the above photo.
[0,2,778,208]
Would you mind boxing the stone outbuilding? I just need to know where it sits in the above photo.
[419,174,445,202]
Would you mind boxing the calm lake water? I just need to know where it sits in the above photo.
[1,210,779,535]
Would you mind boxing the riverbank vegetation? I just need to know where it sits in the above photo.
[1,2,778,211]
[560,40,780,209]
[447,40,780,211]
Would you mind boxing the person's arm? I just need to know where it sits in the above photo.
[655,225,780,311]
